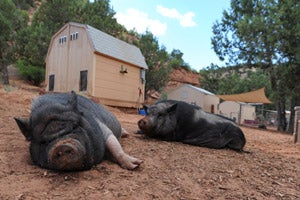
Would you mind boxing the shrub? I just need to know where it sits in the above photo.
[16,60,45,86]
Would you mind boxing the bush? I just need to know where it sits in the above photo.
[16,60,45,86]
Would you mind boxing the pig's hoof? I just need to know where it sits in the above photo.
[119,153,143,170]
[121,128,129,138]
[135,130,144,134]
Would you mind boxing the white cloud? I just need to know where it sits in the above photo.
[156,5,196,27]
[114,8,167,36]
[156,5,180,19]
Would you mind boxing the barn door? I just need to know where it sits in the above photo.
[211,105,215,113]
[79,70,88,91]
[49,74,55,91]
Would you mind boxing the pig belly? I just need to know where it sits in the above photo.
[182,132,230,148]
[181,124,245,149]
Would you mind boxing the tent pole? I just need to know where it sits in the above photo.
[239,103,242,125]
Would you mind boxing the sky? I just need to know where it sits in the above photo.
[109,0,231,71]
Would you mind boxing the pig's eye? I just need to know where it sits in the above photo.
[158,113,165,120]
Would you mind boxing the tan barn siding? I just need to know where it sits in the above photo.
[46,24,94,93]
[46,28,70,92]
[67,26,94,92]
[93,55,144,107]
[46,22,146,108]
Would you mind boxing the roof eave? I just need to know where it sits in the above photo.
[93,51,148,69]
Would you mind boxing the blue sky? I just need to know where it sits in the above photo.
[109,0,231,71]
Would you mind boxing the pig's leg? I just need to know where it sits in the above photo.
[96,119,142,169]
[106,134,143,170]
[121,127,129,138]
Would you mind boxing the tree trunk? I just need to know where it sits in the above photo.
[1,64,9,85]
[276,86,287,132]
[276,102,286,132]
[288,95,300,133]
[288,97,296,133]
[268,65,288,132]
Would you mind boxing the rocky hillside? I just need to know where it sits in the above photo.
[165,67,201,92]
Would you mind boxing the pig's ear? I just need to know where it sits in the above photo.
[69,91,83,115]
[167,103,177,113]
[14,117,32,141]
[69,91,79,111]
[143,105,149,113]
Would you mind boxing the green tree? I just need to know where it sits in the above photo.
[169,49,191,71]
[0,0,28,84]
[199,63,223,93]
[13,0,35,10]
[14,0,128,85]
[210,0,300,131]
[81,0,126,37]
[15,23,50,67]
[212,0,279,66]
[12,0,191,93]
[138,31,171,92]
[15,0,86,78]
[32,0,85,30]
[276,0,300,132]
[200,65,271,96]
[14,21,48,86]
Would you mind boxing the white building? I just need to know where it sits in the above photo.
[218,101,256,123]
[167,84,220,113]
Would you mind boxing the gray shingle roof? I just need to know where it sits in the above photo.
[184,84,215,95]
[85,24,148,69]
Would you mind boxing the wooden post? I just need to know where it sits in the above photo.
[294,106,300,143]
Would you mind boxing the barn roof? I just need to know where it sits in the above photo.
[170,84,215,95]
[50,22,147,69]
[185,84,215,95]
[85,24,148,69]
[218,87,272,104]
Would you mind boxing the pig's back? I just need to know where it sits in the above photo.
[32,93,122,139]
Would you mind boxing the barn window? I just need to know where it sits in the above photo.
[80,70,88,91]
[49,75,55,91]
[59,35,67,44]
[70,32,79,41]
[140,69,146,84]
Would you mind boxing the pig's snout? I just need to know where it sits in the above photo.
[138,117,150,130]
[48,138,86,170]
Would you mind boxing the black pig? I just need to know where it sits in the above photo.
[138,100,246,151]
[15,91,142,171]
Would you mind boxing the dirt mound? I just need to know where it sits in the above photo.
[0,80,299,199]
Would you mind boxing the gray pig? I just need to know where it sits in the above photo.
[138,100,246,151]
[15,91,142,171]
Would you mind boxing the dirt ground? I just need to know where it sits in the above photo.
[0,80,299,200]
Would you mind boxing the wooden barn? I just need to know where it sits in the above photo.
[45,22,148,108]
[167,84,220,113]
